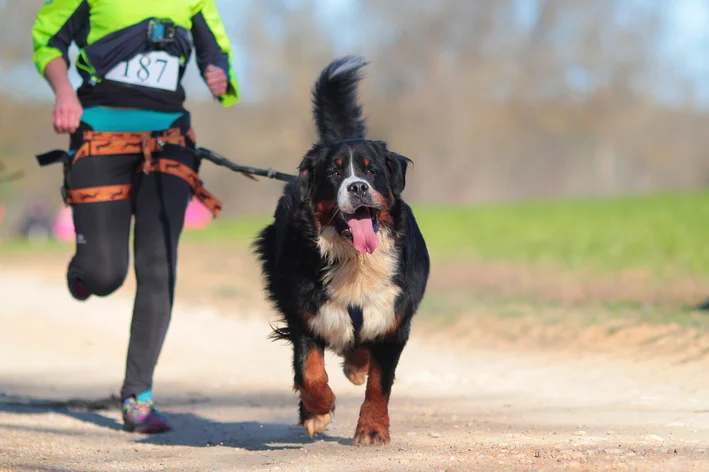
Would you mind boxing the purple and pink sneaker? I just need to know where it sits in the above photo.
[122,396,172,434]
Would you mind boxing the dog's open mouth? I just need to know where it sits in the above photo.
[337,206,380,254]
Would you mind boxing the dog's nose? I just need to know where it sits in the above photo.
[347,181,369,195]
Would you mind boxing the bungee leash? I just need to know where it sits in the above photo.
[188,146,297,183]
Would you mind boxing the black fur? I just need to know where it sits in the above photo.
[252,56,430,444]
[311,55,367,146]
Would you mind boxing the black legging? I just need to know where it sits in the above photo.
[65,114,196,399]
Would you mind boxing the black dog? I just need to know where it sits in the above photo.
[253,56,430,446]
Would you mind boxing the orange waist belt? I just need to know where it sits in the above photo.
[65,128,222,218]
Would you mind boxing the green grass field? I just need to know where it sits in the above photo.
[4,190,709,277]
[180,190,709,277]
[421,190,709,275]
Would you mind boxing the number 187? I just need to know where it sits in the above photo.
[123,55,169,82]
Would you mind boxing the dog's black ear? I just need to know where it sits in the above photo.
[298,147,322,201]
[385,152,412,197]
[298,160,314,201]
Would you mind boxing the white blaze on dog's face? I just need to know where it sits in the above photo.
[337,152,368,214]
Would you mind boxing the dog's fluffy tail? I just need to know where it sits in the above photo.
[312,55,367,146]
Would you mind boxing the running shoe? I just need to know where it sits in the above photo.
[122,396,172,434]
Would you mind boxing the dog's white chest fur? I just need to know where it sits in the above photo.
[310,228,401,353]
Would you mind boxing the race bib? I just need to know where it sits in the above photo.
[104,51,180,92]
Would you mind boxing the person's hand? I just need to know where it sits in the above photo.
[52,89,83,134]
[204,64,228,97]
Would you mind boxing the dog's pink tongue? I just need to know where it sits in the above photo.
[347,216,378,254]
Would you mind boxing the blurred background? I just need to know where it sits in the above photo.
[1,0,709,343]
[2,1,709,222]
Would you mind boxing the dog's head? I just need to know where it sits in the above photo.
[298,140,410,254]
[296,56,412,255]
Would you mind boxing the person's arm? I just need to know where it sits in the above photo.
[191,0,240,107]
[32,0,88,133]
[44,58,83,134]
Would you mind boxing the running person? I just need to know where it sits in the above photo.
[32,0,239,433]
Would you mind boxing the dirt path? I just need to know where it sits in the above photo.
[1,269,709,472]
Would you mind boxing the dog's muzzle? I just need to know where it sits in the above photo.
[338,179,373,214]
[334,179,383,254]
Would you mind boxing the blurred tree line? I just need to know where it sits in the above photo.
[0,0,708,228]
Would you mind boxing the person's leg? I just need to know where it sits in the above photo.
[64,125,137,300]
[120,116,196,433]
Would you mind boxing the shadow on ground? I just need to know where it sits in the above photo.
[0,391,351,451]
[136,412,352,450]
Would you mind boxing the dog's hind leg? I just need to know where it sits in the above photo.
[343,347,370,386]
[293,335,336,437]
[353,341,404,446]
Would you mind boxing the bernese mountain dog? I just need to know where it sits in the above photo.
[253,56,430,446]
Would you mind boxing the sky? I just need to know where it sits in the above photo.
[2,0,708,107]
[662,0,709,84]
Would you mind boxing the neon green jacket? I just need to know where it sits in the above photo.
[32,0,239,111]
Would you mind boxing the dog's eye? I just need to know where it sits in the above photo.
[366,169,375,176]
[331,170,341,178]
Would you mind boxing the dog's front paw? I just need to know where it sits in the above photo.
[353,422,390,446]
[302,413,331,437]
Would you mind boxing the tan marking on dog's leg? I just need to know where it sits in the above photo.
[343,348,370,386]
[353,358,391,446]
[298,349,335,437]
